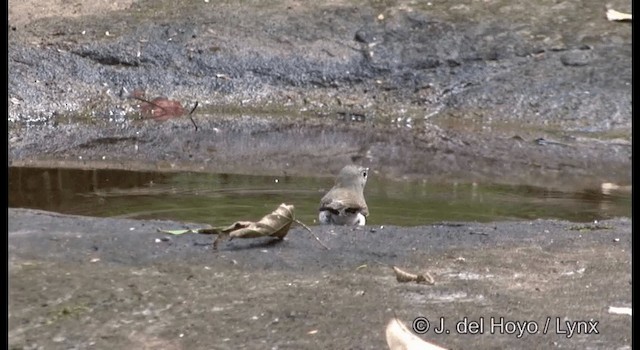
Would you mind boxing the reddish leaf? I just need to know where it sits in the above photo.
[138,97,186,121]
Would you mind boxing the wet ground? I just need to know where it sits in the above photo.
[8,0,632,349]
[9,209,632,349]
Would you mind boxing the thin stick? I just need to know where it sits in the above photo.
[189,101,199,132]
[294,219,330,250]
[131,96,168,112]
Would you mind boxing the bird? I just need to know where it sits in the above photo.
[318,164,369,226]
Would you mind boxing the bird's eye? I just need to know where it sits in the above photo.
[362,171,367,178]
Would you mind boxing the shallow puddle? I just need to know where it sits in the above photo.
[9,167,630,227]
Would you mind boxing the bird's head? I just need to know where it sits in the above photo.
[335,164,369,190]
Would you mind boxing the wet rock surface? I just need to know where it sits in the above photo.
[9,208,632,349]
[8,0,632,188]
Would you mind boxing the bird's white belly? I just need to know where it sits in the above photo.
[319,210,366,226]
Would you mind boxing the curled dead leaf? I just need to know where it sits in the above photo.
[392,266,435,285]
[199,203,295,249]
[385,317,447,350]
[158,203,327,250]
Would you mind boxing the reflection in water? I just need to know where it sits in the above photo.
[8,167,631,226]
[9,168,167,215]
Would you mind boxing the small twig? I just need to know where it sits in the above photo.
[294,219,329,250]
[189,101,199,132]
[131,96,167,112]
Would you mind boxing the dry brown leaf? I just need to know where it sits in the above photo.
[392,266,435,285]
[385,317,447,350]
[199,203,295,249]
[160,203,328,250]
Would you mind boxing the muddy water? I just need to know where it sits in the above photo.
[8,167,630,227]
